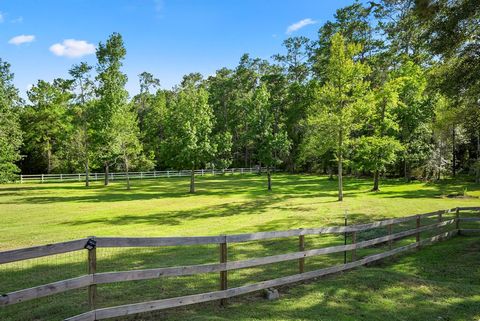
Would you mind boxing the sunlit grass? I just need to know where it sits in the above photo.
[1,174,479,249]
[0,174,479,320]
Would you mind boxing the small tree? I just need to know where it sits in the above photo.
[111,104,143,190]
[358,75,403,191]
[213,131,233,173]
[352,136,402,190]
[249,85,290,191]
[162,82,215,193]
[303,33,370,201]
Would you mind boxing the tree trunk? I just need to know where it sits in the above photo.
[244,147,248,168]
[372,170,379,191]
[404,152,410,182]
[125,161,130,190]
[267,166,272,191]
[104,162,109,186]
[85,159,90,187]
[437,146,442,181]
[452,125,456,177]
[338,156,343,201]
[338,126,344,201]
[190,169,195,193]
[47,141,52,174]
[476,130,480,183]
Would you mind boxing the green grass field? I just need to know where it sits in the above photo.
[0,174,479,320]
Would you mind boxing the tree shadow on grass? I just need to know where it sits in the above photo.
[57,193,386,229]
[0,175,371,205]
[60,197,285,227]
[1,175,477,208]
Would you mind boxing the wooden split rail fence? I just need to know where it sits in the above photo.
[0,207,479,320]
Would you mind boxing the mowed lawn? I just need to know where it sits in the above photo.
[1,173,479,249]
[0,174,479,321]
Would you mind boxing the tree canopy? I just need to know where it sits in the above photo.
[1,0,479,193]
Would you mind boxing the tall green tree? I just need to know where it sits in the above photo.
[304,33,371,201]
[94,32,129,185]
[392,60,433,180]
[162,82,215,193]
[231,54,270,167]
[23,79,73,174]
[136,71,160,133]
[69,62,95,186]
[133,72,165,168]
[249,85,291,191]
[311,1,381,81]
[273,37,313,172]
[0,59,23,182]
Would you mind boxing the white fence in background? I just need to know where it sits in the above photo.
[19,167,269,183]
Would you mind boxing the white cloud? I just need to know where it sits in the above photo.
[0,12,4,23]
[49,39,95,58]
[8,34,35,45]
[286,18,317,34]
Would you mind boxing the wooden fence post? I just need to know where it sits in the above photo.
[351,231,357,262]
[86,237,97,310]
[299,233,305,273]
[387,224,393,250]
[416,215,421,249]
[220,236,228,306]
[41,174,44,183]
[456,207,460,235]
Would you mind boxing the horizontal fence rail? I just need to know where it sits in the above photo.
[18,167,272,183]
[0,207,478,321]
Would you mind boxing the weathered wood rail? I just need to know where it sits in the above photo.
[0,207,479,321]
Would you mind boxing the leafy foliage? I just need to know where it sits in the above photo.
[0,60,22,182]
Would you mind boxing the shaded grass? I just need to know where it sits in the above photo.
[0,174,479,320]
[1,174,479,249]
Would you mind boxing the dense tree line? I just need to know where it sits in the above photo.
[0,0,479,197]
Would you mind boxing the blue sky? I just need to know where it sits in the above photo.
[0,0,354,97]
